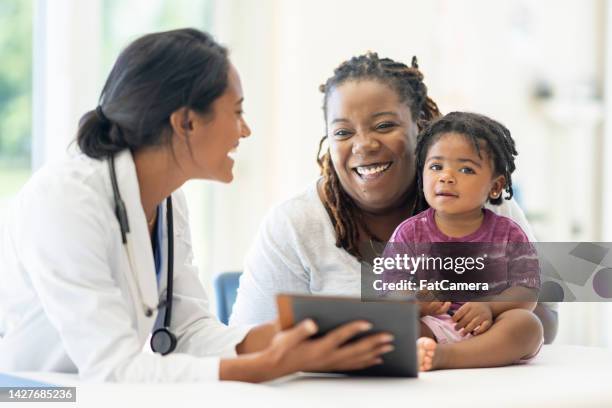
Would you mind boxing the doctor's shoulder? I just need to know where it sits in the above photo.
[14,154,116,239]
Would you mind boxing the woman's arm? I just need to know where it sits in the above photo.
[533,303,558,344]
[488,198,559,341]
[230,204,311,326]
[487,286,538,316]
[222,320,394,382]
[235,321,278,354]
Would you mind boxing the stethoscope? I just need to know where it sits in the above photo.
[108,155,177,355]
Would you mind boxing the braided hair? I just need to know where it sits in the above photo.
[317,52,441,260]
[414,111,518,212]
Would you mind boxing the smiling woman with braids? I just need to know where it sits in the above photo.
[230,52,558,347]
[316,55,440,259]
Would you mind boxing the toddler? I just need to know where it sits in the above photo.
[384,112,543,371]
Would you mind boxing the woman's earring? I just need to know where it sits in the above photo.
[491,191,499,198]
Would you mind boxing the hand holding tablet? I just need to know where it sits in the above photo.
[277,294,419,377]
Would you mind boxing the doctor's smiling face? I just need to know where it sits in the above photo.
[325,79,419,213]
[172,63,251,183]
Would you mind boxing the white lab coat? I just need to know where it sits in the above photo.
[0,150,250,381]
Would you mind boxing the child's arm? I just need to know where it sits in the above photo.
[453,286,537,335]
[486,286,538,316]
[451,302,493,335]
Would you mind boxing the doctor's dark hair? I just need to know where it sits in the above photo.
[316,52,441,260]
[414,111,518,212]
[77,28,229,158]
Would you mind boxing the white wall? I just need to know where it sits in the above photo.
[604,0,612,242]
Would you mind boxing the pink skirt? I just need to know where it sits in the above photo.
[421,314,542,363]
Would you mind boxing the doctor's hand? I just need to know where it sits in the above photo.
[219,319,394,383]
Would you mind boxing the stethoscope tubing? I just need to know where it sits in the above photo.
[107,155,175,353]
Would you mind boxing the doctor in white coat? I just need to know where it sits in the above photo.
[0,29,394,382]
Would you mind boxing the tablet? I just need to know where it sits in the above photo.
[277,294,418,377]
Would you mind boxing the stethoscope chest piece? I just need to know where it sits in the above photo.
[150,327,177,356]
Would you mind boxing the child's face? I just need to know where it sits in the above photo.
[423,132,505,216]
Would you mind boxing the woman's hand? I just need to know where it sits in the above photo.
[452,302,493,336]
[263,319,395,378]
[220,319,394,382]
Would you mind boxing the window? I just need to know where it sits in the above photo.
[101,0,213,73]
[0,0,32,208]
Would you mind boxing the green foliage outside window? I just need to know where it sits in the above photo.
[0,0,32,198]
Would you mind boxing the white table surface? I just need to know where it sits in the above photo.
[8,345,612,408]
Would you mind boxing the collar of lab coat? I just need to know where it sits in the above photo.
[112,150,160,318]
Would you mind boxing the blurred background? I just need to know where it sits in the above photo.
[1,0,611,346]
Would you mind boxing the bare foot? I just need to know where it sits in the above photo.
[417,337,438,371]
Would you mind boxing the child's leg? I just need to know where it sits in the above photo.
[417,321,437,368]
[418,309,543,371]
[419,321,435,339]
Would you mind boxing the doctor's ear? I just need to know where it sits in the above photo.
[169,107,194,139]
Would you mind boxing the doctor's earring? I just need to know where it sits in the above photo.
[490,191,500,198]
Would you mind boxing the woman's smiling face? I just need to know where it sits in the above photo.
[325,80,418,213]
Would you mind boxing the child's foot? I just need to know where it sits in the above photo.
[417,337,439,371]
